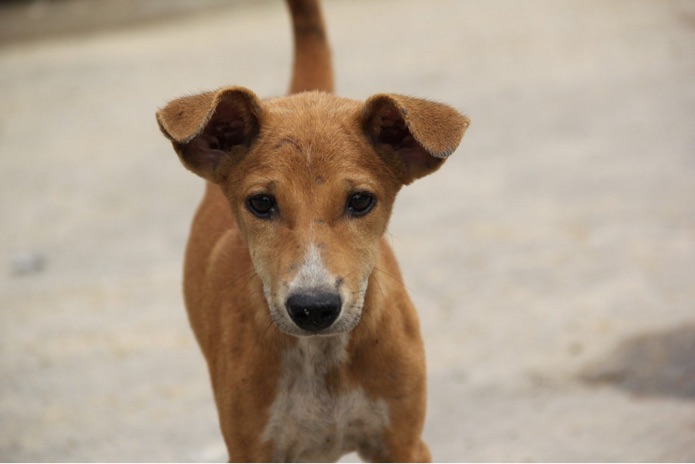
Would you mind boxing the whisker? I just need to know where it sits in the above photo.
[240,271,259,292]
[371,271,386,299]
[372,266,402,285]
[262,318,276,339]
[373,266,418,295]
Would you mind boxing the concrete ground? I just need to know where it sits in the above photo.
[1,0,694,461]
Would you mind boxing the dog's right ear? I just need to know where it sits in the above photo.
[362,94,469,185]
[156,86,262,182]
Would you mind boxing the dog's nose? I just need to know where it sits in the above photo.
[286,291,341,332]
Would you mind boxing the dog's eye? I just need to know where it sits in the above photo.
[246,194,277,219]
[346,192,376,217]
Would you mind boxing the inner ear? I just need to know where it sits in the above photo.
[179,103,250,174]
[204,105,250,152]
[377,110,410,146]
[364,100,442,184]
[178,99,258,180]
[377,111,443,176]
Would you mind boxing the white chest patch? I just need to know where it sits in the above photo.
[261,335,389,462]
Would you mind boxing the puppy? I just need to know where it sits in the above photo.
[156,0,469,461]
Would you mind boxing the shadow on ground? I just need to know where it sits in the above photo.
[582,324,695,400]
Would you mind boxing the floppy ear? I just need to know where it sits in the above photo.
[156,86,262,182]
[362,94,469,184]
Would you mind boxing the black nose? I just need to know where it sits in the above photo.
[286,291,341,332]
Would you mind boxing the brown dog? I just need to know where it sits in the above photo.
[156,0,468,461]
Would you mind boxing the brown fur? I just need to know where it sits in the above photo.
[156,0,468,461]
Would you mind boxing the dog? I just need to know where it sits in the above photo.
[156,0,469,461]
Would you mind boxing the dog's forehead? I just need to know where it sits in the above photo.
[243,135,378,193]
[254,94,371,169]
[263,92,361,133]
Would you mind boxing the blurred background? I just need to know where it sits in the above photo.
[1,0,694,461]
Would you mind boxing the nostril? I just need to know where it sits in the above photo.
[286,291,341,332]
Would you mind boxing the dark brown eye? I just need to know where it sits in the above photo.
[246,194,276,219]
[346,192,376,217]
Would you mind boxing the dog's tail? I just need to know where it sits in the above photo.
[286,0,334,94]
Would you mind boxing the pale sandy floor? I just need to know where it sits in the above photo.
[1,0,694,461]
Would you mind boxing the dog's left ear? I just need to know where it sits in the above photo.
[362,94,470,184]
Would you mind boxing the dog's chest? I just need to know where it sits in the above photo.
[261,337,389,462]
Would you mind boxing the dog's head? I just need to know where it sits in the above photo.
[157,88,468,337]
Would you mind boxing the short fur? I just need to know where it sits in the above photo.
[156,0,469,461]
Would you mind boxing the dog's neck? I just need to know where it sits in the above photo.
[282,333,350,375]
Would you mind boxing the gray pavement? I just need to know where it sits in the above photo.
[1,0,694,461]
